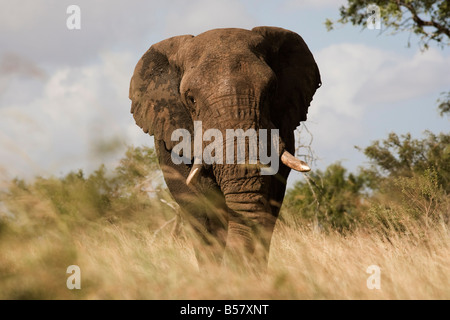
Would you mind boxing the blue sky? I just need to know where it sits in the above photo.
[0,0,448,188]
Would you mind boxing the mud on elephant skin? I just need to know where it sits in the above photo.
[129,26,321,269]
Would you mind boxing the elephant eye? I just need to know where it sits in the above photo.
[185,91,197,106]
[188,96,196,104]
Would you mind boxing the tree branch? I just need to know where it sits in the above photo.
[396,0,450,38]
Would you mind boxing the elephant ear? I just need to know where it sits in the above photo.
[129,35,194,150]
[252,26,321,134]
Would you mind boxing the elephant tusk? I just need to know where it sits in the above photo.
[281,151,311,172]
[186,163,203,186]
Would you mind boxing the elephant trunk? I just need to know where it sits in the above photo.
[219,169,276,264]
[183,94,309,264]
[196,106,275,261]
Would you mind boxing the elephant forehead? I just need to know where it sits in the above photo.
[177,35,274,92]
[177,28,262,65]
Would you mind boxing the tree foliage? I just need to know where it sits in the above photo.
[285,130,449,232]
[326,0,450,49]
[361,131,450,192]
[2,141,448,235]
[0,146,173,233]
[437,91,450,117]
[284,163,370,231]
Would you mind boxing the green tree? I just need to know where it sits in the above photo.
[284,163,370,231]
[284,130,449,231]
[115,146,160,187]
[360,131,450,192]
[326,0,450,49]
[1,146,164,225]
[359,131,449,230]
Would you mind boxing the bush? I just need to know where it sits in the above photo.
[366,169,449,233]
[0,146,177,234]
[361,131,450,192]
[284,131,449,233]
[283,162,370,232]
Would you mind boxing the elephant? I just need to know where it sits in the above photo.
[129,26,321,269]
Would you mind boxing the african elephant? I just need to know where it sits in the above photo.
[129,26,321,268]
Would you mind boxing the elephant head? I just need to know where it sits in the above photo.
[129,27,321,267]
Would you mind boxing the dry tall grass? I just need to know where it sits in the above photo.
[1,145,448,299]
[1,195,448,299]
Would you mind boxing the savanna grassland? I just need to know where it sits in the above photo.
[0,130,449,299]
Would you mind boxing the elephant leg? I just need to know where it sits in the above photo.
[222,216,277,272]
[192,214,228,266]
[219,168,287,271]
[184,190,228,266]
[222,192,277,272]
[155,139,228,267]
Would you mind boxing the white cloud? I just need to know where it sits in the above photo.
[305,43,450,169]
[0,1,46,31]
[354,48,450,104]
[164,0,256,36]
[311,43,392,119]
[0,52,150,180]
[310,42,450,121]
[1,1,448,182]
[0,0,256,68]
[0,0,256,181]
[0,0,160,66]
